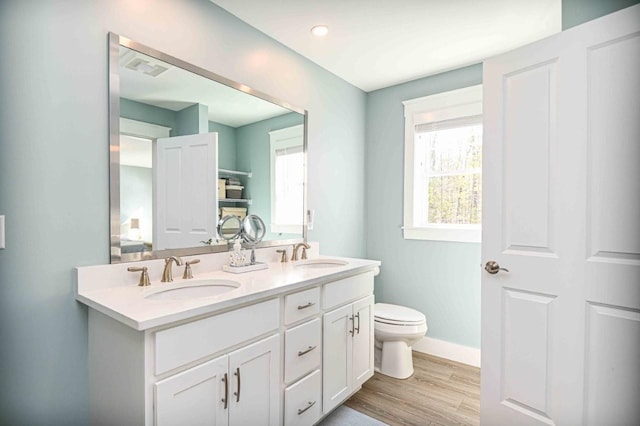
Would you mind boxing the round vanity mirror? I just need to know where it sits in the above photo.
[242,214,266,244]
[217,215,243,241]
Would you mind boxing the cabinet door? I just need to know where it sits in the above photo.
[322,304,353,414]
[352,295,374,389]
[155,355,228,426]
[228,334,280,426]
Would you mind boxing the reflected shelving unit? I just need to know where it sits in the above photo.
[218,168,252,205]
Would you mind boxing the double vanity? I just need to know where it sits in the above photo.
[76,244,380,425]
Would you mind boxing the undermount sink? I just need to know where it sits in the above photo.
[294,259,349,269]
[145,279,241,301]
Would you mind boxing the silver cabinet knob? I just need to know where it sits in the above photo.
[484,261,509,274]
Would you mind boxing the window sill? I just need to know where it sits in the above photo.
[271,224,303,234]
[403,226,481,243]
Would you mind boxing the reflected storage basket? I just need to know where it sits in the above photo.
[225,185,243,199]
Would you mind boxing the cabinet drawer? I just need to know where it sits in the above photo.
[323,272,374,310]
[284,318,321,384]
[284,369,321,426]
[155,298,279,375]
[284,286,320,325]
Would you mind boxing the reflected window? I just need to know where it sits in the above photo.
[270,125,304,234]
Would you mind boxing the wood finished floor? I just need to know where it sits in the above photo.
[345,352,480,426]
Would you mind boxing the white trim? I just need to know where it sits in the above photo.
[413,336,481,368]
[404,226,481,243]
[403,85,482,242]
[120,117,171,139]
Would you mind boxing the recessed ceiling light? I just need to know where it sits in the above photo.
[311,25,329,37]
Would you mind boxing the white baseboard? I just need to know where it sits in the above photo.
[412,336,481,368]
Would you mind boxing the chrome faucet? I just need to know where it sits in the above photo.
[161,256,183,282]
[291,243,311,261]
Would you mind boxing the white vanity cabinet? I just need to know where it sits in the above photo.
[156,335,280,426]
[79,256,380,426]
[322,274,375,414]
[88,298,281,426]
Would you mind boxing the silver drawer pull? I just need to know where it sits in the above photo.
[298,400,316,415]
[297,345,317,356]
[221,373,228,409]
[297,302,315,310]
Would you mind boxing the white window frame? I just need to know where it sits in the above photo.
[269,125,304,234]
[402,85,482,243]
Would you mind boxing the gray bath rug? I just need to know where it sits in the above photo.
[318,405,389,425]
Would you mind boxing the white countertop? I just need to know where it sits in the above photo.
[76,253,380,331]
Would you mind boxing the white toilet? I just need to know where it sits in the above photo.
[374,303,428,379]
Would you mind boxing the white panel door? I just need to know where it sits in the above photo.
[155,355,228,426]
[322,304,353,414]
[352,295,374,389]
[153,132,218,250]
[481,5,640,425]
[228,334,280,426]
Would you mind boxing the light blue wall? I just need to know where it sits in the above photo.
[209,121,237,170]
[120,165,153,243]
[0,0,366,423]
[121,98,178,134]
[365,64,483,348]
[176,103,208,135]
[121,98,238,167]
[562,0,639,29]
[236,112,305,240]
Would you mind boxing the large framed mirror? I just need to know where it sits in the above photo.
[108,33,307,263]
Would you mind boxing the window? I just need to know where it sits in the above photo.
[403,85,482,242]
[270,125,304,234]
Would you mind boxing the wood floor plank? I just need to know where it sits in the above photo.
[344,352,480,426]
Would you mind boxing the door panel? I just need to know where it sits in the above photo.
[482,5,640,425]
[501,289,555,415]
[322,304,352,414]
[502,60,557,254]
[154,132,218,250]
[584,304,640,425]
[228,335,280,426]
[155,355,228,426]
[352,296,374,388]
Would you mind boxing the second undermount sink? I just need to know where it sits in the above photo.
[145,279,241,301]
[294,258,349,269]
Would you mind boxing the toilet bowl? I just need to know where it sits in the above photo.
[374,303,427,379]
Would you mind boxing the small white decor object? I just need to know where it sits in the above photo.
[229,240,246,267]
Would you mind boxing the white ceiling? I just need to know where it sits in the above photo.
[119,46,293,127]
[211,0,561,92]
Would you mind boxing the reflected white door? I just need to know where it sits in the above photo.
[481,5,640,425]
[154,132,218,250]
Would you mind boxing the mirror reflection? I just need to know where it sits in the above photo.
[111,35,307,262]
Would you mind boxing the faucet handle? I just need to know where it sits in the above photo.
[276,249,288,263]
[183,259,200,279]
[127,266,150,287]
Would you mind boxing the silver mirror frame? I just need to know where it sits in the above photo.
[108,33,307,263]
[242,214,266,244]
[217,215,243,241]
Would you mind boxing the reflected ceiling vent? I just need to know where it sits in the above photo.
[120,48,169,77]
[125,58,169,77]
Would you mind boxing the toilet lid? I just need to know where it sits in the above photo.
[374,303,426,325]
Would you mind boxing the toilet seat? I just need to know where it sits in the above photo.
[374,303,426,326]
